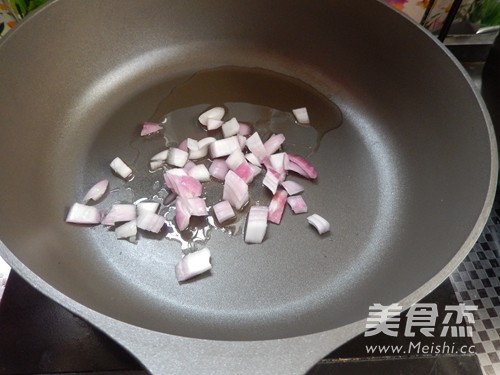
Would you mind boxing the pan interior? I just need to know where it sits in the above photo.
[0,0,493,341]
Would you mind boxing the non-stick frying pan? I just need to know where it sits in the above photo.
[0,0,497,374]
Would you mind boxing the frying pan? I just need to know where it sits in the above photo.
[0,0,497,374]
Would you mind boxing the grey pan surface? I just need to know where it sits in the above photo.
[0,0,497,373]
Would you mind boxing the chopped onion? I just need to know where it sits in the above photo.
[286,153,318,179]
[209,136,241,158]
[198,137,217,149]
[175,197,191,231]
[238,122,253,136]
[186,138,199,152]
[250,164,262,179]
[264,133,285,155]
[225,149,246,170]
[115,220,137,242]
[185,197,208,216]
[183,160,197,172]
[233,161,254,183]
[164,169,202,198]
[175,247,212,282]
[207,118,223,130]
[269,152,289,174]
[136,211,165,233]
[268,189,288,224]
[222,117,240,138]
[149,159,165,171]
[198,107,225,127]
[151,149,169,161]
[213,200,235,223]
[141,122,162,136]
[244,206,268,244]
[136,201,160,216]
[307,213,330,234]
[237,135,247,149]
[66,203,102,224]
[262,167,284,194]
[292,107,310,124]
[166,147,189,168]
[287,195,308,214]
[209,158,229,180]
[281,180,304,195]
[223,170,249,210]
[83,179,109,203]
[110,157,133,180]
[177,139,188,152]
[245,152,261,166]
[102,204,137,226]
[188,164,211,182]
[246,132,268,161]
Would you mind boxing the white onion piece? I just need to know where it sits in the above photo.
[141,122,162,136]
[188,147,209,160]
[244,206,268,244]
[115,220,137,242]
[209,159,229,180]
[66,203,101,224]
[222,117,240,138]
[183,160,197,172]
[287,195,308,214]
[292,107,310,124]
[136,211,165,233]
[175,197,191,231]
[213,200,235,223]
[226,149,246,170]
[307,214,330,234]
[207,118,223,130]
[237,135,247,150]
[245,152,261,166]
[209,136,240,158]
[269,152,289,174]
[250,164,262,179]
[110,157,133,180]
[262,168,283,194]
[238,122,253,136]
[185,197,208,216]
[164,169,202,198]
[198,107,225,126]
[223,170,249,210]
[264,133,285,155]
[102,204,137,226]
[281,180,304,195]
[246,132,268,161]
[166,147,189,168]
[175,247,212,282]
[83,179,109,203]
[198,137,217,149]
[186,138,199,151]
[149,159,165,171]
[188,164,211,182]
[287,153,318,179]
[268,189,288,224]
[151,149,169,161]
[137,201,160,216]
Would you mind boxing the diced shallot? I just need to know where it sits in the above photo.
[209,136,241,158]
[151,149,169,161]
[209,159,229,180]
[238,122,253,136]
[292,107,310,124]
[136,201,160,216]
[281,180,304,195]
[222,117,240,138]
[175,247,212,282]
[307,214,330,234]
[136,211,165,233]
[245,152,261,166]
[246,132,268,161]
[110,157,133,180]
[244,206,268,244]
[102,204,137,226]
[83,179,109,203]
[225,149,246,170]
[223,170,249,210]
[287,195,308,214]
[213,200,235,223]
[207,118,224,130]
[189,137,216,160]
[269,152,289,174]
[198,107,225,127]
[150,159,165,170]
[184,197,208,216]
[140,122,162,136]
[286,153,318,179]
[262,167,284,194]
[66,203,101,224]
[233,161,254,183]
[268,189,288,224]
[188,164,211,182]
[115,220,137,242]
[264,133,285,155]
[166,147,189,168]
[183,160,197,172]
[164,169,202,198]
[177,139,188,152]
[175,197,191,231]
